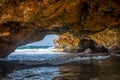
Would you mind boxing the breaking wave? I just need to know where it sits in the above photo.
[3,46,111,66]
[1,46,116,80]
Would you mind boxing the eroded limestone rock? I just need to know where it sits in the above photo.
[0,0,120,57]
[54,33,109,53]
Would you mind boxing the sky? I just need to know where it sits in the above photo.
[26,35,58,46]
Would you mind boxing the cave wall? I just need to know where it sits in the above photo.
[0,0,120,57]
[54,32,80,52]
[55,27,120,53]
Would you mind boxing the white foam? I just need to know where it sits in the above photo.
[7,67,60,80]
[13,47,65,55]
[15,55,111,66]
[7,47,111,62]
[91,55,111,60]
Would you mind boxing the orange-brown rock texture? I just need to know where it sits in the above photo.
[0,0,120,57]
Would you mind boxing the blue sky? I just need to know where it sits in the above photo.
[26,35,57,46]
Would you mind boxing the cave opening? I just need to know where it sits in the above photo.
[15,34,58,52]
[3,34,58,61]
[20,34,58,48]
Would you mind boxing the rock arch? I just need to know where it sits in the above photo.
[0,0,120,57]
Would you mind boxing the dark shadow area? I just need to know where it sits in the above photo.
[78,39,108,54]
[54,57,120,80]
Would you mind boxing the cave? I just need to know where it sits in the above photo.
[0,0,120,79]
[0,0,120,57]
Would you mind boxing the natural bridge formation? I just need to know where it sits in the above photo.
[0,0,120,58]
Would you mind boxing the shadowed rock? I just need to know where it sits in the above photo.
[0,0,120,57]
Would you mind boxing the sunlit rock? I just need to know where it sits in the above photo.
[0,0,120,57]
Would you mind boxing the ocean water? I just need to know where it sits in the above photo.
[0,46,120,80]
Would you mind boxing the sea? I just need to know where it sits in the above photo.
[0,46,120,80]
